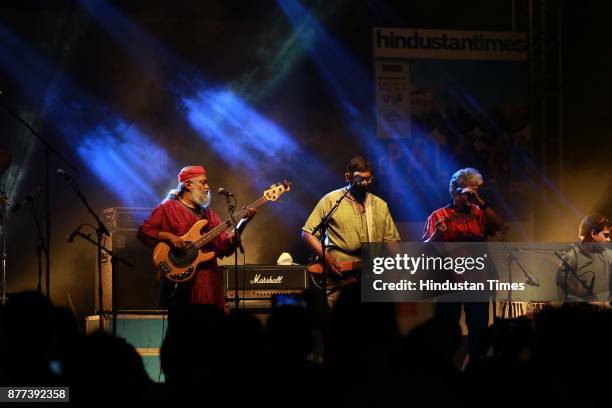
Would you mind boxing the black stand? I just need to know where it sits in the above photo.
[0,102,79,301]
[69,227,133,334]
[0,186,7,305]
[554,251,571,302]
[310,185,353,302]
[223,193,243,310]
[500,249,540,318]
[509,250,540,288]
[59,171,111,332]
[554,247,593,302]
[27,199,48,294]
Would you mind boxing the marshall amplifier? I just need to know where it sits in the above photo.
[221,264,308,309]
[221,264,307,291]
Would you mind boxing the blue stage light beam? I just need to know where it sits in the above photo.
[79,0,335,199]
[180,87,330,196]
[79,0,338,102]
[277,0,438,219]
[450,88,503,133]
[447,89,572,230]
[0,136,36,218]
[450,85,580,223]
[0,23,176,206]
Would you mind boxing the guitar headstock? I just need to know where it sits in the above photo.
[263,180,291,202]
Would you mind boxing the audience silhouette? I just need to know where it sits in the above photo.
[1,289,610,407]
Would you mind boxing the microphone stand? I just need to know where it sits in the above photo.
[59,171,110,332]
[554,251,572,302]
[510,247,594,301]
[0,185,7,305]
[310,184,353,304]
[552,248,595,302]
[223,192,241,310]
[26,196,48,294]
[509,250,540,287]
[493,226,510,323]
[68,227,133,335]
[501,246,515,318]
[0,101,79,301]
[510,247,581,302]
[501,249,540,318]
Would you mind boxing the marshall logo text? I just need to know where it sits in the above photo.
[249,274,284,284]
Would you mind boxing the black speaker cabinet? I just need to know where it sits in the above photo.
[95,208,159,312]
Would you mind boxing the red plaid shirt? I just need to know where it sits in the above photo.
[422,204,494,242]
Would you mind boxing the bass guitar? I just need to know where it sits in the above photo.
[153,181,290,282]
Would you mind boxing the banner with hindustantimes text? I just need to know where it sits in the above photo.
[373,27,531,225]
[373,28,527,61]
[360,242,612,303]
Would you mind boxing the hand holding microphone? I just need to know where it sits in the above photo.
[456,187,483,206]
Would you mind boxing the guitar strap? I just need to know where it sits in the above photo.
[365,193,374,242]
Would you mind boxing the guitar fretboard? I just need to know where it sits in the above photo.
[193,196,268,249]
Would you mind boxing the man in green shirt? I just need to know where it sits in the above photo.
[301,155,400,298]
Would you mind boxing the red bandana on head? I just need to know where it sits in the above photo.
[178,165,206,183]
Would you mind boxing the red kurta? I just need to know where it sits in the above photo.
[137,198,234,309]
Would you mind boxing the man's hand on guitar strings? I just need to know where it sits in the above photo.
[159,231,186,250]
[242,207,257,222]
[325,252,344,275]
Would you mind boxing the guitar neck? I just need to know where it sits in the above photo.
[193,196,268,249]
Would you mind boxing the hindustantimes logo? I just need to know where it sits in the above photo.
[375,29,527,53]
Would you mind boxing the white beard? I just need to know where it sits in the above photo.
[191,187,210,208]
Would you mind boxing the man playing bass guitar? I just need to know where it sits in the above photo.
[137,165,255,322]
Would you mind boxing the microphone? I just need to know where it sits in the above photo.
[525,277,540,287]
[12,185,42,213]
[67,225,82,243]
[217,187,233,197]
[456,187,476,202]
[351,171,373,188]
[56,168,70,181]
[351,172,368,188]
